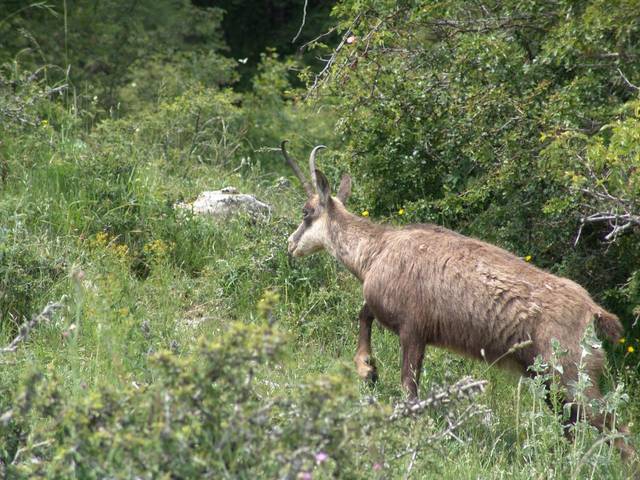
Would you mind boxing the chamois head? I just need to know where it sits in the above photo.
[281,141,352,257]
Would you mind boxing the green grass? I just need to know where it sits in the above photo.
[0,109,638,479]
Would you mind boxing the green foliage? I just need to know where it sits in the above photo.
[0,0,236,117]
[0,314,391,478]
[540,100,640,338]
[0,304,634,479]
[0,226,65,327]
[0,1,639,477]
[105,84,246,166]
[318,0,640,333]
[2,323,299,478]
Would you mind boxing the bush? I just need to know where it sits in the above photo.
[0,297,495,479]
[2,300,633,479]
[0,1,235,116]
[316,0,640,336]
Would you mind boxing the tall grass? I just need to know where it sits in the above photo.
[0,62,637,478]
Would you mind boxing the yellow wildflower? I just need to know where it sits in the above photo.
[619,337,626,344]
[628,346,635,353]
[524,255,532,262]
[361,210,369,217]
[110,243,129,259]
[41,119,49,127]
[144,239,174,258]
[398,208,406,216]
[92,231,110,247]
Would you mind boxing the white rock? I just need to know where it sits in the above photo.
[175,187,270,220]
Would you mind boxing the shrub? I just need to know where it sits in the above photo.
[0,300,492,479]
[314,0,640,337]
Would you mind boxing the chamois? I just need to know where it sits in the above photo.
[281,142,634,461]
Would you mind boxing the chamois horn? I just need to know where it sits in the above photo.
[308,144,326,190]
[281,140,313,196]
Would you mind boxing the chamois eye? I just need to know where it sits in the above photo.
[302,208,311,218]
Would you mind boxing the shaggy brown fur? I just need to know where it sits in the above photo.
[282,143,634,461]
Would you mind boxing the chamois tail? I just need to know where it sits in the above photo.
[594,310,624,343]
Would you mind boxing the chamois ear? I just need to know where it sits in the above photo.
[315,169,331,206]
[336,174,352,204]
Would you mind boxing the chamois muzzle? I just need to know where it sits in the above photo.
[286,226,305,257]
[287,235,297,256]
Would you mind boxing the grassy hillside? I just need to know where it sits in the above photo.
[1,1,639,478]
[0,78,637,480]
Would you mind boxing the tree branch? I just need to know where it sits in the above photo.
[617,68,640,92]
[291,0,308,44]
[0,298,66,354]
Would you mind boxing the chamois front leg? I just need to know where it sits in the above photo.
[354,303,377,383]
[400,332,426,401]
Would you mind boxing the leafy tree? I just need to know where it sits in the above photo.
[0,0,236,115]
[313,0,640,334]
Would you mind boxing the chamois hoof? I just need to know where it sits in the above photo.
[355,355,378,384]
[365,367,378,385]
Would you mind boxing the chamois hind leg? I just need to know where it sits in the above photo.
[400,331,426,401]
[354,303,377,384]
[554,355,636,462]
